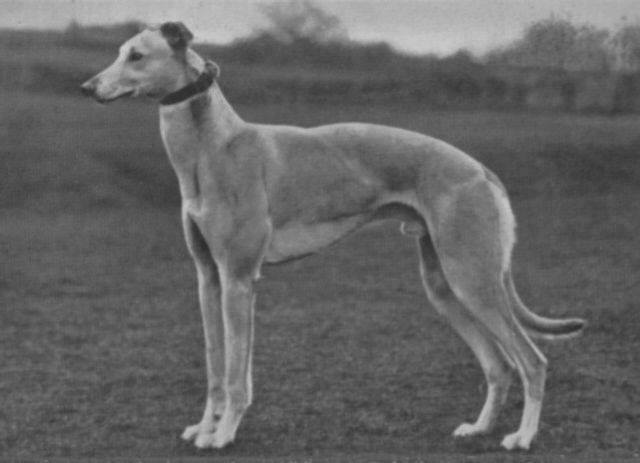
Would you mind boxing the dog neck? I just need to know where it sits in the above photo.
[159,61,217,106]
[159,51,243,146]
[160,82,243,147]
[158,60,244,200]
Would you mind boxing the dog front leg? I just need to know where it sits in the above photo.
[193,271,255,449]
[180,216,227,443]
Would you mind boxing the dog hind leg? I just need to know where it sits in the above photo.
[430,180,547,450]
[417,233,514,437]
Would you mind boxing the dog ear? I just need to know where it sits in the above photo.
[160,22,194,50]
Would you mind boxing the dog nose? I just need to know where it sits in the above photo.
[80,81,95,97]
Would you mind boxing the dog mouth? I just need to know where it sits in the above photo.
[96,90,135,104]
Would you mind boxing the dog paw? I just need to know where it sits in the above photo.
[453,422,488,437]
[181,419,218,442]
[501,431,533,451]
[181,423,202,442]
[194,430,234,449]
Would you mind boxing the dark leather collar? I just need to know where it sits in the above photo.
[160,61,216,106]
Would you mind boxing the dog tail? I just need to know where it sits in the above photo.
[506,270,586,340]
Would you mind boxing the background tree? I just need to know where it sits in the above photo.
[256,0,348,44]
[513,17,577,69]
[487,16,610,72]
[568,25,610,72]
[611,23,640,72]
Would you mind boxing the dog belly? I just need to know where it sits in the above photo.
[264,216,366,263]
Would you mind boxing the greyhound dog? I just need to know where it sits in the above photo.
[81,22,585,451]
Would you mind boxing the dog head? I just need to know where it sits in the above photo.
[80,22,209,103]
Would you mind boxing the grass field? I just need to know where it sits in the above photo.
[0,90,639,460]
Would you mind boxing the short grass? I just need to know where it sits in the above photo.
[0,91,639,460]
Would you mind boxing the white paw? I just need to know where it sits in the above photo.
[181,423,202,441]
[181,420,218,442]
[501,431,533,451]
[453,422,488,437]
[194,430,234,449]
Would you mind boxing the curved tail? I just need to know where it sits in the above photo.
[506,270,586,340]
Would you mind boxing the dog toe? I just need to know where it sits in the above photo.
[181,424,201,441]
[453,422,488,437]
[501,431,533,451]
[194,431,234,449]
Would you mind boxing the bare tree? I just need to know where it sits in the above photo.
[257,0,348,44]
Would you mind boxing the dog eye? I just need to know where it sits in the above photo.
[129,51,144,62]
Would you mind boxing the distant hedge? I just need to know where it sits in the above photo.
[1,26,639,113]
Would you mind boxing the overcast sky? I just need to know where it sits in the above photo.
[2,0,639,55]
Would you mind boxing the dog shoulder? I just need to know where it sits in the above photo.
[224,125,263,155]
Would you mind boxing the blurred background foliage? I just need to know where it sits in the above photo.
[1,0,640,112]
